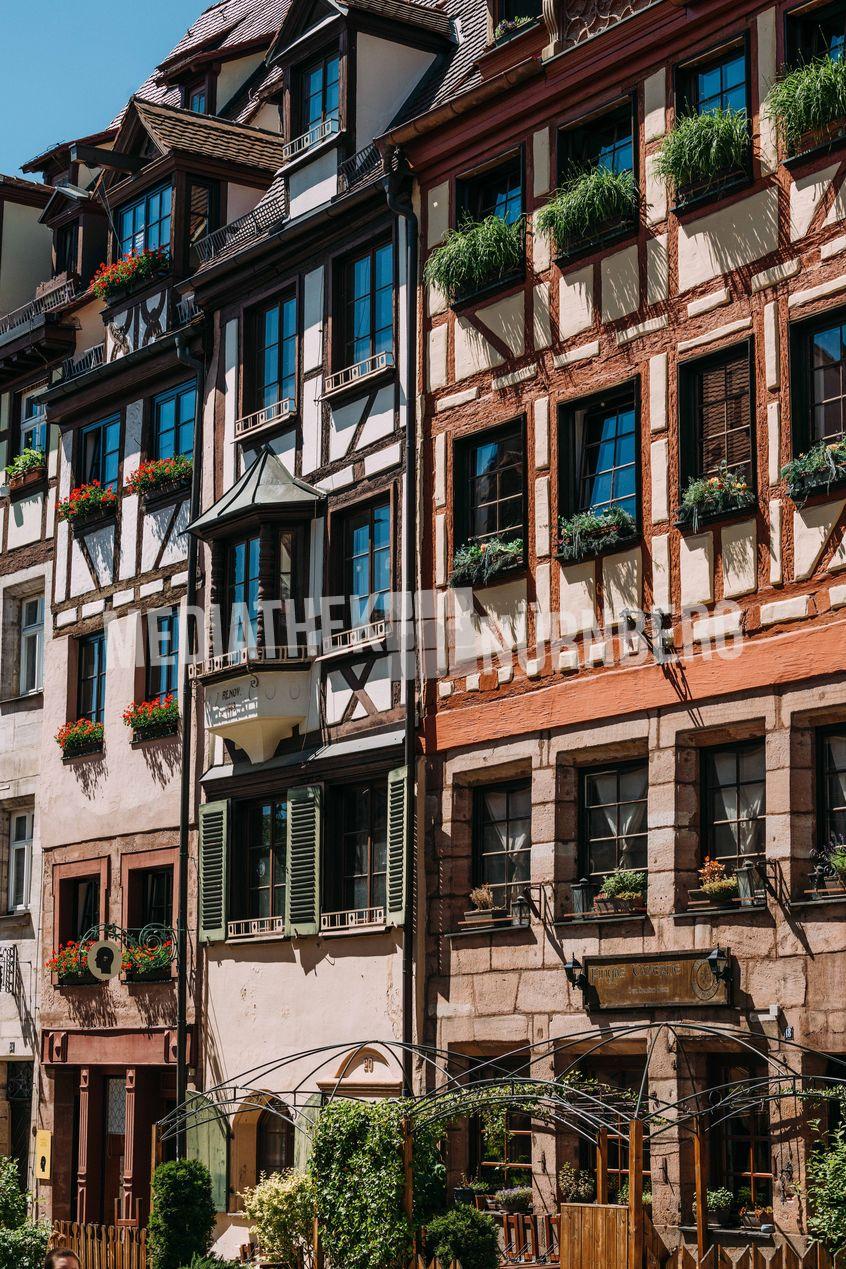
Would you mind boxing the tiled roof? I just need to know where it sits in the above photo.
[158,0,289,73]
[130,98,287,172]
[393,0,488,125]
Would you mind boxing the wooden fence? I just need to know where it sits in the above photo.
[667,1249,844,1269]
[50,1221,147,1269]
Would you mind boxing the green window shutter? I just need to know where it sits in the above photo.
[286,784,322,936]
[199,800,229,944]
[386,766,408,926]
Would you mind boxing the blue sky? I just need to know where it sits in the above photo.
[0,0,206,176]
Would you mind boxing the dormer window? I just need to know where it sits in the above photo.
[189,85,208,115]
[55,221,79,277]
[117,183,173,257]
[298,51,340,136]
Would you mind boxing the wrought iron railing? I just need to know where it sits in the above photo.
[193,190,290,264]
[59,342,104,381]
[338,143,384,195]
[234,396,295,440]
[320,906,385,933]
[283,115,340,163]
[0,278,77,338]
[228,916,286,941]
[324,349,394,396]
[189,641,311,679]
[175,293,199,325]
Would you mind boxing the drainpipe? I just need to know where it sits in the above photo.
[384,149,419,1099]
[174,328,205,1158]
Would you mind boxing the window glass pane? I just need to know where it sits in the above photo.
[577,393,638,519]
[703,743,766,868]
[581,762,648,883]
[466,422,524,544]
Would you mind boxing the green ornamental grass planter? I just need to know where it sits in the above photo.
[424,215,524,306]
[557,506,637,563]
[537,167,638,258]
[655,108,750,205]
[782,439,846,502]
[767,54,846,158]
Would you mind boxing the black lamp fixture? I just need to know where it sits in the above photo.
[511,889,530,927]
[564,954,587,993]
[707,946,731,984]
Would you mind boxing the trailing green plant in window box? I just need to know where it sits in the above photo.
[536,167,638,257]
[494,14,535,43]
[678,461,756,531]
[424,215,523,306]
[556,505,636,562]
[767,55,846,156]
[5,447,46,488]
[449,537,523,588]
[782,437,846,501]
[655,108,750,201]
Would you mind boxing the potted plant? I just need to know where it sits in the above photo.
[123,694,180,743]
[737,1186,775,1230]
[46,940,96,986]
[616,1180,652,1208]
[556,506,637,563]
[536,167,638,259]
[811,835,846,894]
[92,246,171,303]
[690,857,739,907]
[122,937,174,983]
[424,214,524,306]
[462,884,510,928]
[5,447,47,492]
[781,437,846,503]
[493,13,536,43]
[677,462,757,532]
[557,1163,596,1204]
[56,480,118,530]
[55,718,104,759]
[495,1186,533,1214]
[449,536,524,588]
[655,107,750,205]
[453,1173,478,1206]
[766,53,846,159]
[593,868,647,915]
[693,1186,737,1228]
[124,454,193,502]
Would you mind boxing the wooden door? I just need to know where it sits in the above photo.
[559,1203,630,1269]
[103,1076,126,1223]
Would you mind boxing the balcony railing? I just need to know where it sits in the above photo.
[338,143,384,196]
[234,397,295,440]
[320,907,385,934]
[283,115,340,164]
[176,294,199,326]
[0,278,77,339]
[324,350,394,397]
[193,189,290,265]
[59,342,104,381]
[190,641,311,680]
[324,619,390,655]
[227,916,286,941]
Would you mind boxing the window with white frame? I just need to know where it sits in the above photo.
[8,811,32,914]
[19,595,44,696]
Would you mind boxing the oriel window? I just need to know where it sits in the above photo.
[78,631,107,724]
[153,383,196,460]
[340,241,393,369]
[580,760,648,883]
[227,536,261,649]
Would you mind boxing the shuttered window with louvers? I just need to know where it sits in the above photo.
[386,767,407,926]
[285,785,322,935]
[695,350,752,480]
[199,800,229,943]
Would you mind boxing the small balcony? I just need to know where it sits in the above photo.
[192,644,312,764]
[227,916,286,942]
[282,116,341,165]
[324,350,395,399]
[320,907,386,935]
[0,277,79,387]
[234,397,295,442]
[58,342,105,382]
[193,185,289,266]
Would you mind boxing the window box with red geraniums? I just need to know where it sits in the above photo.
[122,938,174,983]
[124,695,180,743]
[125,455,192,502]
[57,481,118,528]
[56,719,104,759]
[46,940,97,986]
[92,247,171,303]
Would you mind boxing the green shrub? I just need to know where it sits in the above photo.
[310,1100,445,1269]
[424,215,523,304]
[808,1124,846,1251]
[449,537,523,588]
[536,168,637,255]
[178,1257,240,1269]
[427,1206,500,1269]
[678,462,756,531]
[241,1171,316,1266]
[655,108,750,195]
[5,448,46,483]
[495,1186,532,1213]
[598,869,647,900]
[149,1160,216,1269]
[558,1163,596,1203]
[0,1158,49,1269]
[557,506,636,563]
[767,55,846,152]
[782,437,846,502]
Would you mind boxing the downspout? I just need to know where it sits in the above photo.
[174,327,206,1158]
[383,149,419,1099]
